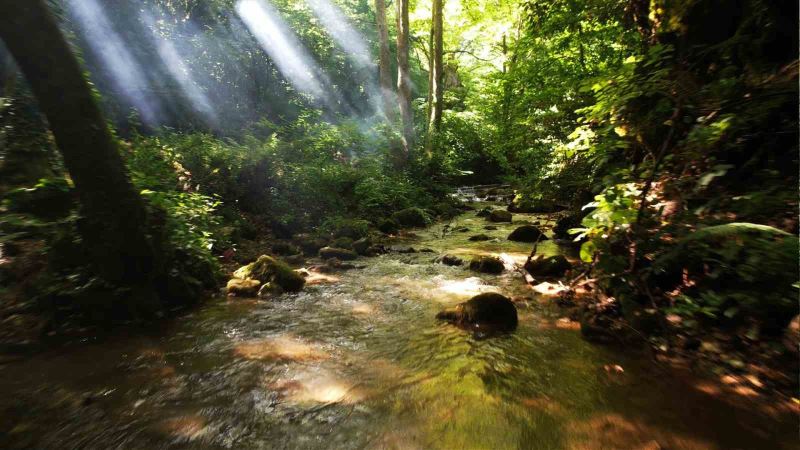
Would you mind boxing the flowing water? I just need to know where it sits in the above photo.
[0,201,796,449]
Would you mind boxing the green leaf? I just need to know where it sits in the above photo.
[579,240,597,263]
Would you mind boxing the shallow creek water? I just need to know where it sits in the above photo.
[0,205,796,449]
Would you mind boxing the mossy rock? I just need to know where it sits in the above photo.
[437,254,464,266]
[271,241,301,256]
[293,234,329,256]
[508,225,548,243]
[524,255,571,278]
[433,202,462,220]
[233,255,305,292]
[476,207,492,218]
[330,219,370,239]
[378,218,400,234]
[436,293,518,330]
[319,247,358,261]
[352,237,372,255]
[227,278,261,297]
[391,208,431,228]
[468,234,491,241]
[331,237,354,250]
[469,256,505,274]
[489,210,512,223]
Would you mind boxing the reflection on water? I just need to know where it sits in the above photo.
[0,204,795,449]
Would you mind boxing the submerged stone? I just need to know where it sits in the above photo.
[489,210,512,223]
[524,255,571,278]
[226,278,261,297]
[468,234,491,241]
[437,254,464,266]
[508,225,549,243]
[436,292,518,331]
[469,256,505,274]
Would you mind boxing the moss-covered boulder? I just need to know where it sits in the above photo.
[524,255,571,278]
[271,241,301,256]
[331,237,354,250]
[476,207,492,218]
[293,234,329,256]
[436,293,518,330]
[226,278,261,297]
[329,219,370,239]
[468,234,491,242]
[319,247,358,261]
[391,208,431,228]
[469,256,505,274]
[437,254,464,266]
[489,210,512,223]
[352,237,372,255]
[378,218,400,234]
[508,225,549,243]
[233,255,306,292]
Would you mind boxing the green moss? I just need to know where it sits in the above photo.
[233,255,305,292]
[391,208,431,228]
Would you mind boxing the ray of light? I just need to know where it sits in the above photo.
[305,0,371,68]
[140,12,218,126]
[66,0,160,125]
[235,0,326,98]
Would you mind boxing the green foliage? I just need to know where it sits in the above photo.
[658,224,798,334]
[3,177,74,220]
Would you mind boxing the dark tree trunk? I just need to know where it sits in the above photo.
[0,0,159,297]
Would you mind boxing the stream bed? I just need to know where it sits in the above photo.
[0,204,796,449]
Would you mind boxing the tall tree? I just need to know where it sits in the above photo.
[395,0,413,156]
[374,0,396,122]
[426,0,444,151]
[0,0,159,301]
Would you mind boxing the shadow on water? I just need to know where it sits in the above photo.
[0,203,796,449]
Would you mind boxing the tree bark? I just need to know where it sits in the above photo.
[0,0,158,292]
[374,0,396,122]
[395,0,414,156]
[427,0,444,149]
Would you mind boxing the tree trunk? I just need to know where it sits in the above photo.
[426,0,444,151]
[0,1,159,294]
[374,0,396,122]
[395,0,413,156]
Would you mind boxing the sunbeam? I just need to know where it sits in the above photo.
[235,0,326,98]
[305,0,371,68]
[140,12,218,126]
[66,0,160,125]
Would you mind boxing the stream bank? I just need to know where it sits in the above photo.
[0,198,796,450]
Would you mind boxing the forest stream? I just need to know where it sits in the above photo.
[0,193,796,450]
